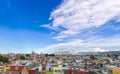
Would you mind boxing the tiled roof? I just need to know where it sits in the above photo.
[8,66,25,72]
[29,70,37,74]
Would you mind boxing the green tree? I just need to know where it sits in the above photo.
[20,55,25,60]
[49,54,55,56]
[90,54,96,60]
[0,55,9,63]
[90,71,97,74]
[45,54,48,57]
[114,54,119,57]
[107,54,110,57]
[26,54,30,57]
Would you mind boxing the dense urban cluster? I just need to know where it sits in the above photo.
[0,51,120,74]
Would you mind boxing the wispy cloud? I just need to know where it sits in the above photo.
[39,0,120,52]
[43,0,120,40]
[38,35,120,53]
[116,19,120,22]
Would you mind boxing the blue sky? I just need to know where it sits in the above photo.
[0,0,62,53]
[0,0,120,53]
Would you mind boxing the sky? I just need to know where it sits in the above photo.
[0,0,120,53]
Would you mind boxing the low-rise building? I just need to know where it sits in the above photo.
[3,66,29,74]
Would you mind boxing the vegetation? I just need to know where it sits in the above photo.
[20,55,25,60]
[46,72,53,74]
[107,54,111,57]
[26,54,30,57]
[0,55,9,63]
[45,54,49,57]
[90,54,96,60]
[114,54,119,57]
[45,54,55,57]
[49,54,55,56]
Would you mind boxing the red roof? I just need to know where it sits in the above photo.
[8,66,25,72]
[29,70,37,74]
[66,70,90,74]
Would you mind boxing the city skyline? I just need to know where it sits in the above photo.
[0,0,120,53]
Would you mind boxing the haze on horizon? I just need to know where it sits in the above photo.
[0,0,120,53]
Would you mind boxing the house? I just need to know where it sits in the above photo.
[66,70,79,74]
[29,70,37,74]
[0,64,11,73]
[54,52,71,55]
[102,65,120,74]
[53,65,64,74]
[108,67,120,74]
[2,71,20,74]
[3,66,28,74]
[0,64,4,73]
[66,70,90,74]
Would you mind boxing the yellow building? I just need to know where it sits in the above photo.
[0,64,11,73]
[0,64,4,73]
[108,68,120,74]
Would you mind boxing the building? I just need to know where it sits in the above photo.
[3,66,28,74]
[108,67,120,74]
[0,64,11,73]
[54,51,71,55]
[29,70,37,74]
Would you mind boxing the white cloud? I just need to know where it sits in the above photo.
[92,48,105,52]
[116,19,120,22]
[44,0,120,40]
[38,35,120,53]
